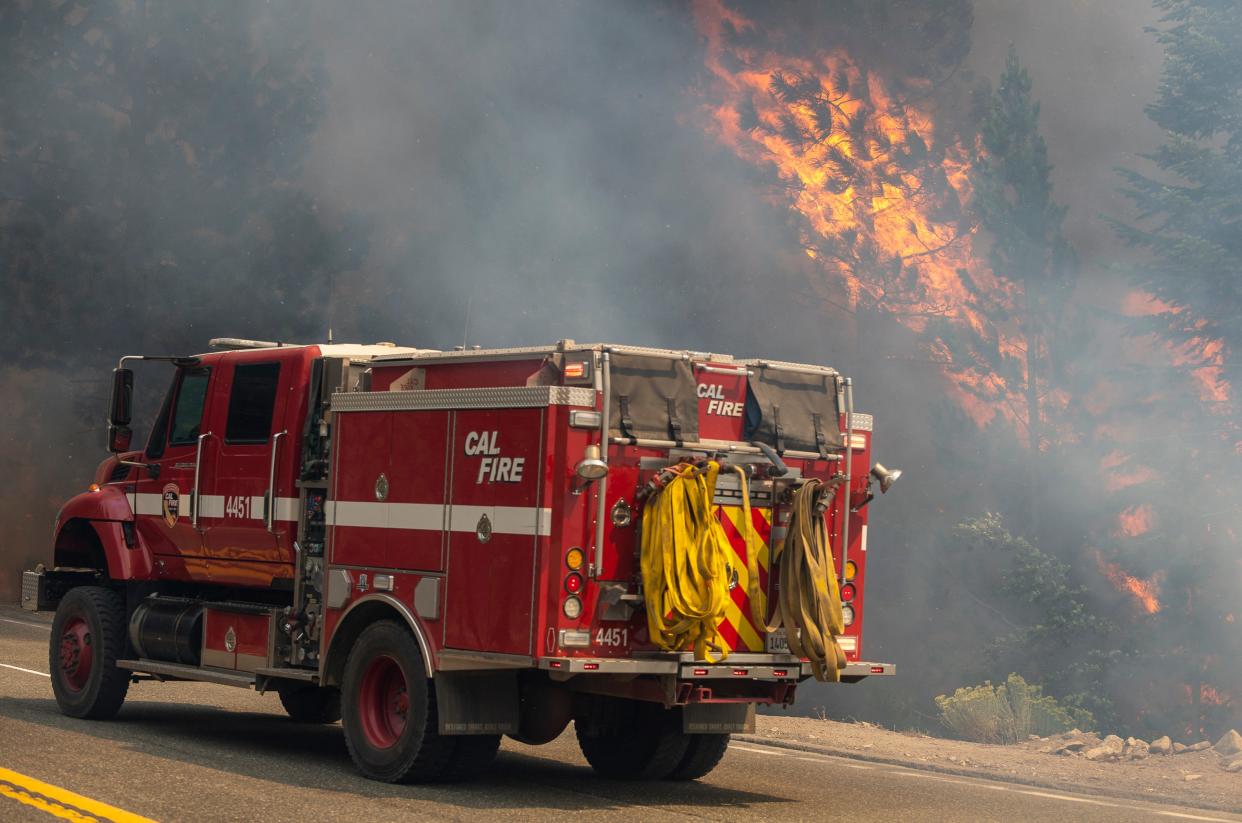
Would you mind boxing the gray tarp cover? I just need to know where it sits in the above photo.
[607,353,700,443]
[744,367,843,453]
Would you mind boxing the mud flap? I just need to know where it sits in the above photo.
[435,671,519,735]
[682,702,755,734]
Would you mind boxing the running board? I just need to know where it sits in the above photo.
[117,659,256,689]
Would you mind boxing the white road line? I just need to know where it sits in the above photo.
[791,756,872,770]
[1014,789,1120,807]
[0,617,51,631]
[1156,813,1238,822]
[0,663,50,677]
[730,745,788,756]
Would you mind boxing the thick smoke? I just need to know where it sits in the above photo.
[3,0,1233,739]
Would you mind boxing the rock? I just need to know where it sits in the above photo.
[1223,756,1242,773]
[1213,730,1242,757]
[1085,746,1118,762]
[1102,735,1125,753]
[1185,773,1203,782]
[1185,741,1212,753]
[1055,740,1088,754]
[1150,736,1173,755]
[1124,737,1150,760]
[1174,743,1188,754]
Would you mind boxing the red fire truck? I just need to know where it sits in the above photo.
[25,338,896,783]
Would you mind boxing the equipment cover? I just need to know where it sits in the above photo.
[608,353,700,444]
[744,367,843,454]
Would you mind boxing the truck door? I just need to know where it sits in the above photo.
[132,363,216,573]
[200,350,300,580]
[443,409,543,655]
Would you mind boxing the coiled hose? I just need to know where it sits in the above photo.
[640,462,846,680]
[639,461,733,662]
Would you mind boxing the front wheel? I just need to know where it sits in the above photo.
[49,586,130,719]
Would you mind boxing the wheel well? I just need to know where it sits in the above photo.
[322,597,433,687]
[53,519,108,576]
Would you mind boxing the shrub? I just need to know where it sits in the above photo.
[934,674,1093,744]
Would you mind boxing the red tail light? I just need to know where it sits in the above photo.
[841,583,856,602]
[565,572,584,594]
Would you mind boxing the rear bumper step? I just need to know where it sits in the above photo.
[538,656,896,679]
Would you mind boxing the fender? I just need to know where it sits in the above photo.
[55,486,135,529]
[321,594,436,685]
[53,487,157,580]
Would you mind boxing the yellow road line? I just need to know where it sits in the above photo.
[0,767,156,823]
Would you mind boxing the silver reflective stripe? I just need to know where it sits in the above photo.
[132,493,300,522]
[326,501,552,537]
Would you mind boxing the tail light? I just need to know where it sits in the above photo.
[565,572,584,594]
[563,596,583,619]
[842,604,855,626]
[841,583,856,602]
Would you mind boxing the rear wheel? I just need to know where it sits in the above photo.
[666,733,730,780]
[575,698,691,780]
[340,621,499,782]
[278,684,342,724]
[49,586,130,719]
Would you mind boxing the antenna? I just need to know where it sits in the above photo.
[461,295,472,351]
[327,327,334,345]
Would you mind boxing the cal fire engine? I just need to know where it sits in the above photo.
[25,338,897,783]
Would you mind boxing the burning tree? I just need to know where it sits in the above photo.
[1107,0,1242,739]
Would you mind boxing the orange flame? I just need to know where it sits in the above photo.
[693,0,1037,436]
[1112,504,1154,538]
[1094,550,1161,614]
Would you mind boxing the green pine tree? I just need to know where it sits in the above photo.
[970,46,1075,535]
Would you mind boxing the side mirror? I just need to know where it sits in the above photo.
[110,368,134,426]
[108,424,133,453]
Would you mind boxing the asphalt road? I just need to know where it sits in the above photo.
[1,605,1238,823]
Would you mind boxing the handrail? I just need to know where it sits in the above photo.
[593,350,611,578]
[192,432,215,527]
[266,430,287,532]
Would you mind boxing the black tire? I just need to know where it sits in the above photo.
[340,620,498,783]
[49,586,130,719]
[278,684,342,724]
[665,733,730,781]
[575,700,691,780]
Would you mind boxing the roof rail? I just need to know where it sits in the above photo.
[208,337,291,351]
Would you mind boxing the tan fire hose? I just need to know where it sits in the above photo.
[763,477,847,682]
[640,462,846,680]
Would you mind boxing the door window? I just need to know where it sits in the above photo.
[224,362,281,444]
[169,368,212,446]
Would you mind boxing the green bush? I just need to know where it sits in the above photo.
[934,674,1093,744]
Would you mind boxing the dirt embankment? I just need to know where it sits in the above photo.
[746,715,1242,813]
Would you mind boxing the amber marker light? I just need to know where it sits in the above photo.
[566,547,585,570]
[844,560,857,580]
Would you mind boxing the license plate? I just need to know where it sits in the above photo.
[765,629,789,654]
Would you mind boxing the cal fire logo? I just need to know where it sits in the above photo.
[161,483,181,527]
[698,383,743,417]
[464,430,525,483]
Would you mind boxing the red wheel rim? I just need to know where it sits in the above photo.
[58,616,93,692]
[358,655,408,749]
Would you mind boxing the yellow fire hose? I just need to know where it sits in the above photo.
[639,462,846,681]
